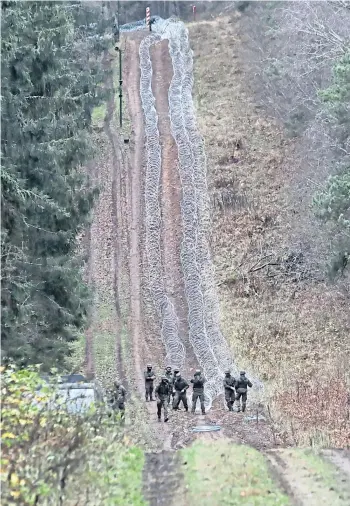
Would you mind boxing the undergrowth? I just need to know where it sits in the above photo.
[189,17,350,447]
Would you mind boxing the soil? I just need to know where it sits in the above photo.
[143,451,187,506]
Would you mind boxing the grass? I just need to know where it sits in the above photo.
[92,103,107,129]
[113,36,132,140]
[181,440,290,505]
[188,18,350,447]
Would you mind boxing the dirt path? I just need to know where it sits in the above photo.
[150,40,197,379]
[143,451,187,506]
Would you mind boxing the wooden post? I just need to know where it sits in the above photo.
[192,5,196,22]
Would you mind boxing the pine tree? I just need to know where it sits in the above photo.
[314,51,350,276]
[1,1,113,368]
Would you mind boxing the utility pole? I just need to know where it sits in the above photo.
[114,0,123,128]
[118,46,122,128]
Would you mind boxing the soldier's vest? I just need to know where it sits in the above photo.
[236,377,249,393]
[144,371,154,383]
[174,378,188,392]
[157,382,170,397]
[224,376,235,389]
[192,376,205,392]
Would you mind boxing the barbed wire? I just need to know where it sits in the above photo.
[139,31,186,371]
[124,16,263,408]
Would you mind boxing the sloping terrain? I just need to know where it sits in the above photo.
[85,12,350,506]
[188,15,350,447]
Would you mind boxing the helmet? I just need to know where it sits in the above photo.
[194,369,201,375]
[224,370,230,375]
[161,375,168,381]
[166,366,172,371]
[147,364,152,368]
[174,367,180,373]
[114,380,120,388]
[240,371,246,375]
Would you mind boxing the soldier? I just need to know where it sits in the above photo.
[144,364,156,401]
[170,367,179,401]
[223,370,236,411]
[164,366,173,403]
[108,380,126,422]
[155,376,171,422]
[190,369,206,415]
[235,371,252,412]
[173,372,189,411]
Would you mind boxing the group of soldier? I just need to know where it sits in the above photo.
[144,363,206,422]
[107,364,253,423]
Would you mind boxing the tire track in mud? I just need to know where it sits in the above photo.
[143,451,187,506]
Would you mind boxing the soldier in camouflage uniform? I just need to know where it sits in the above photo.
[164,366,173,404]
[235,371,252,412]
[155,376,171,422]
[144,364,156,401]
[190,369,206,414]
[108,380,126,422]
[170,367,179,402]
[173,373,189,411]
[223,370,236,411]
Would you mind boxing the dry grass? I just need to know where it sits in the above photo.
[189,16,350,447]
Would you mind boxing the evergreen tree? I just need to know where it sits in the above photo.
[314,51,350,276]
[1,1,113,368]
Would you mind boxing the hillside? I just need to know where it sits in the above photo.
[189,10,350,447]
[2,2,349,505]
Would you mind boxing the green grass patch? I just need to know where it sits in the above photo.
[113,41,132,139]
[93,302,118,388]
[181,441,290,505]
[84,444,147,506]
[92,103,107,128]
[66,331,86,373]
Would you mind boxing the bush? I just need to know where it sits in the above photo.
[1,365,146,505]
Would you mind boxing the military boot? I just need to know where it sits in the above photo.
[242,403,246,412]
[164,417,169,422]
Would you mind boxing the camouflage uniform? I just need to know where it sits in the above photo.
[164,367,173,404]
[144,364,156,401]
[155,377,171,422]
[190,370,206,414]
[173,375,189,411]
[235,371,252,412]
[223,371,236,411]
[108,382,126,421]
